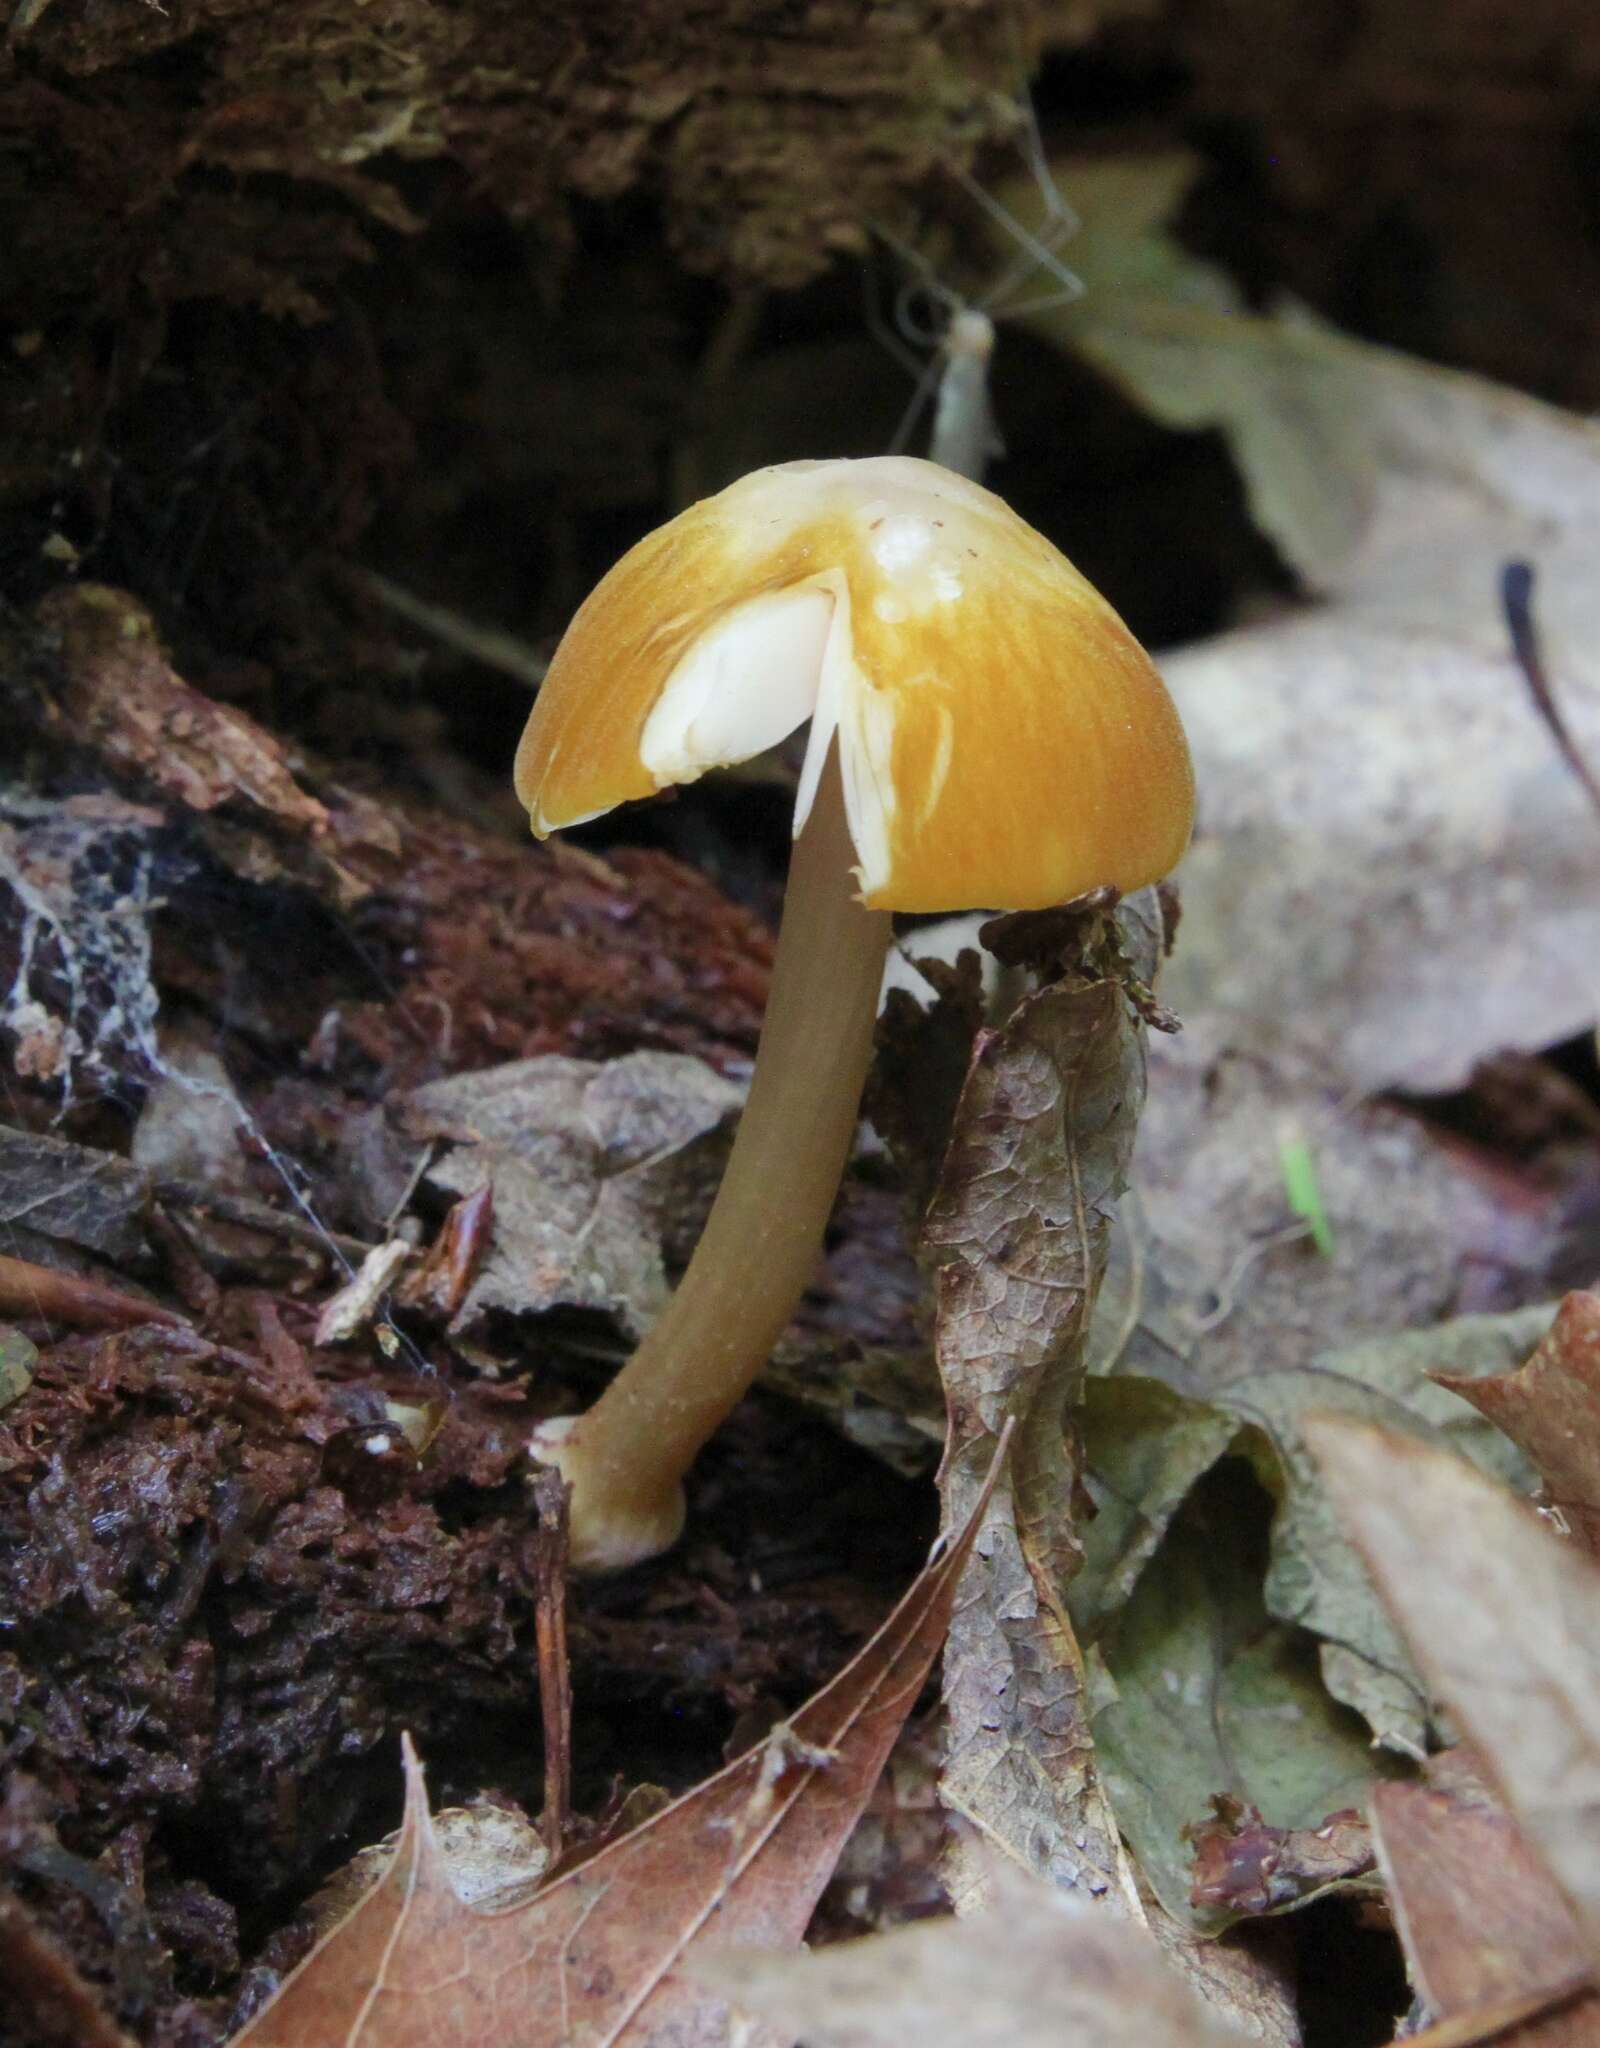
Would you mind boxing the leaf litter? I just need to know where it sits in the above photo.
[7,103,1600,2048]
[1309,1419,1600,1960]
[231,1432,1009,2048]
[699,1859,1252,2048]
[1370,1750,1600,2048]
[989,151,1600,1096]
[926,893,1158,1913]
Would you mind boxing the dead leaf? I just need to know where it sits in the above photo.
[1436,1294,1600,1556]
[128,1031,255,1196]
[394,1051,742,1338]
[994,156,1600,1093]
[0,1127,153,1270]
[1076,1453,1397,1931]
[930,895,1158,1911]
[1105,1023,1562,1409]
[1371,1750,1600,2047]
[1308,1419,1600,1953]
[394,1184,495,1322]
[1146,1908,1303,2048]
[231,1433,1009,2048]
[697,1860,1250,2048]
[314,1240,413,1346]
[1188,1799,1374,1921]
[1077,1295,1545,1760]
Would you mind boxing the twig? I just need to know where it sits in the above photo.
[1502,559,1600,826]
[153,1179,374,1263]
[0,1251,184,1332]
[530,1468,574,1860]
[350,567,550,691]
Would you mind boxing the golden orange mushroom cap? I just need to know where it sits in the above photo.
[514,456,1194,914]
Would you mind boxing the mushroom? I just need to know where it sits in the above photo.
[515,455,1194,1570]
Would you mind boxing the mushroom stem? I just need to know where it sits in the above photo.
[535,749,892,1571]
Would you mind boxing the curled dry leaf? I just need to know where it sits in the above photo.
[1435,1294,1600,1557]
[697,1860,1250,2048]
[1307,1419,1600,1954]
[930,897,1158,1910]
[231,1432,1010,2048]
[1371,1750,1600,2048]
[1187,1799,1374,1921]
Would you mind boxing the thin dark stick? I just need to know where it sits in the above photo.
[1503,559,1600,825]
[531,1468,574,1860]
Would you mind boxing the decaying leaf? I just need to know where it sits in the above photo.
[1105,1023,1562,1411]
[1188,1799,1374,1922]
[1309,1419,1600,1953]
[991,155,1600,1094]
[1435,1293,1600,1556]
[0,1127,153,1271]
[1077,1302,1544,1759]
[931,895,1160,1911]
[314,1240,414,1347]
[697,1860,1250,2048]
[233,1434,1008,2047]
[1371,1750,1600,2046]
[393,1051,743,1338]
[1146,1908,1303,2048]
[1077,1457,1394,1932]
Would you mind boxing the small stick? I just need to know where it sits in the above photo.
[1502,559,1600,826]
[153,1179,374,1264]
[0,1252,184,1332]
[350,567,550,691]
[530,1468,574,1860]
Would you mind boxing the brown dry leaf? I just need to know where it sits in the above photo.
[393,1051,743,1338]
[930,896,1156,1911]
[1187,1799,1374,1921]
[1371,1750,1600,2047]
[697,1860,1250,2048]
[231,1436,1007,2048]
[1436,1294,1600,1557]
[1307,1419,1600,1952]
